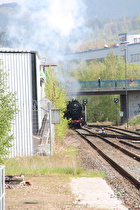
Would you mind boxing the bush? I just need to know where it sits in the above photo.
[0,65,17,162]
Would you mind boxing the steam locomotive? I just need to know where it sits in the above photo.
[64,99,86,128]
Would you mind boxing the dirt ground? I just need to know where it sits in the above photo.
[5,132,102,210]
[6,175,91,210]
[5,175,128,210]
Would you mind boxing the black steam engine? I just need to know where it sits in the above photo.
[64,99,86,128]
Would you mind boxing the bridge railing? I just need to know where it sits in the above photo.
[59,79,140,90]
[79,79,140,89]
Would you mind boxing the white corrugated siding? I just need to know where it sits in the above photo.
[0,51,38,157]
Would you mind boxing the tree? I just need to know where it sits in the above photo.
[0,63,17,162]
[45,67,68,140]
[103,52,125,80]
[127,62,140,79]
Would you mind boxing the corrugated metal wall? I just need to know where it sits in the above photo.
[0,50,40,157]
[0,165,5,210]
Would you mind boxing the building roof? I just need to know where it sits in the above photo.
[0,48,41,58]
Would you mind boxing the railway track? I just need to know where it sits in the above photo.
[75,127,140,190]
[88,124,140,149]
[88,124,140,136]
[83,128,140,160]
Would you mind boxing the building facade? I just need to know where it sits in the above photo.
[66,33,140,65]
[0,49,45,157]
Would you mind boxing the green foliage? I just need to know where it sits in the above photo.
[127,62,140,79]
[128,114,140,126]
[45,67,68,140]
[0,65,17,163]
[70,59,105,81]
[103,52,125,80]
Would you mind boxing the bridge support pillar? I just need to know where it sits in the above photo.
[120,95,126,124]
[120,92,140,124]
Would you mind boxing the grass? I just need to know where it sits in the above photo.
[128,114,140,126]
[4,144,105,178]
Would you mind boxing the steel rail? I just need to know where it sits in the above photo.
[85,133,140,149]
[75,129,140,190]
[107,125,140,136]
[105,127,140,137]
[88,124,140,136]
[82,128,140,162]
[99,127,135,137]
[119,140,140,149]
[85,133,140,141]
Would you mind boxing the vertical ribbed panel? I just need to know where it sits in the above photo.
[0,166,5,210]
[0,51,36,157]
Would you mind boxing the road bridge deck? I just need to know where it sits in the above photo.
[72,87,140,96]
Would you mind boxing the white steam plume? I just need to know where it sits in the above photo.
[7,0,87,62]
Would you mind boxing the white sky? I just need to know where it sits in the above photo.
[0,0,21,4]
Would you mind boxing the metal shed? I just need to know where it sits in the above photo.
[0,49,41,157]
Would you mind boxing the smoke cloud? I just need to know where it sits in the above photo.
[7,0,87,62]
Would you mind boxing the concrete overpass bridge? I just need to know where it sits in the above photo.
[66,79,140,123]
